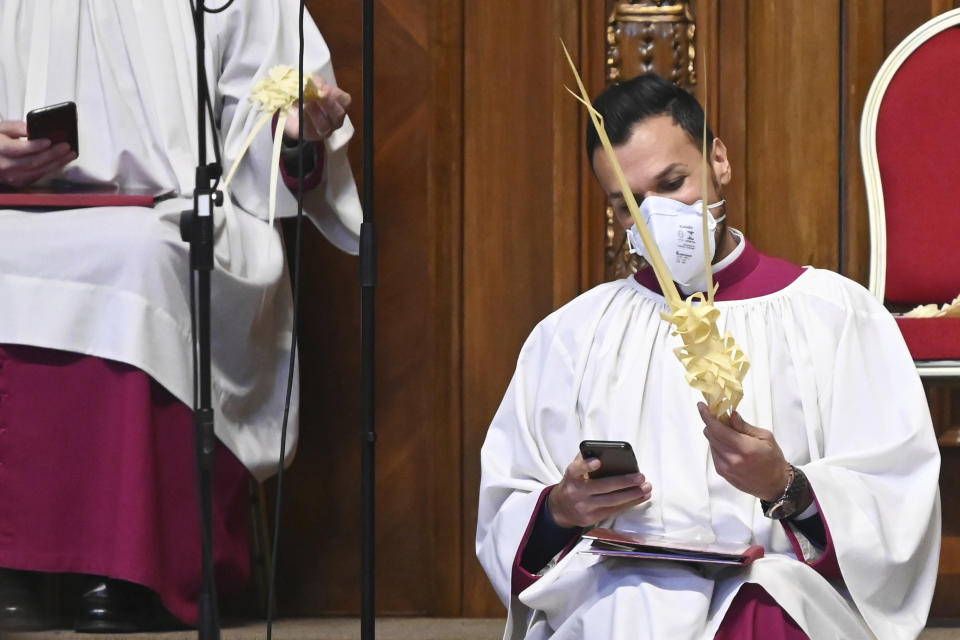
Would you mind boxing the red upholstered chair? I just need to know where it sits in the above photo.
[861,8,960,379]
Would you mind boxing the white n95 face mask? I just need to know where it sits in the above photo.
[626,195,726,293]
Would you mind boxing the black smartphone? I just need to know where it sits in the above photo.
[579,440,639,479]
[27,101,79,155]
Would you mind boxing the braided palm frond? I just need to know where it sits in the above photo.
[662,291,750,421]
[220,65,318,253]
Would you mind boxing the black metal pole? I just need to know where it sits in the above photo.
[194,264,219,640]
[186,1,220,638]
[361,0,376,638]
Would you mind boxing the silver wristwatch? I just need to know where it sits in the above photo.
[760,464,808,520]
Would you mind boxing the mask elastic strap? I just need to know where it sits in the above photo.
[626,226,642,255]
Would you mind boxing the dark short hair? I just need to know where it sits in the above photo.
[585,73,714,160]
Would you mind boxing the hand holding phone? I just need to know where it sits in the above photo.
[579,440,639,479]
[0,118,77,189]
[546,441,651,529]
[27,102,79,155]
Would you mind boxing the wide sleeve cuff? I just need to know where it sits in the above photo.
[271,112,326,193]
[781,489,842,581]
[511,485,582,596]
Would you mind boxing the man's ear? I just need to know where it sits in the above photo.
[710,138,732,186]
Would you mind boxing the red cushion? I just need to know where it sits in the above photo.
[895,317,960,360]
[876,26,960,306]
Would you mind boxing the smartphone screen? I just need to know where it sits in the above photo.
[579,440,639,479]
[27,102,79,155]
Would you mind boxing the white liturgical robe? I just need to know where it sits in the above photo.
[477,265,941,639]
[0,0,362,479]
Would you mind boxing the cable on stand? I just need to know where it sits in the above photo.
[360,0,377,638]
[178,3,374,638]
[266,2,309,639]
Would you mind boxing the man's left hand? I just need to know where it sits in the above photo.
[283,74,351,142]
[698,402,790,501]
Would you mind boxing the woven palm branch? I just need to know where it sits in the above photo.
[222,65,319,235]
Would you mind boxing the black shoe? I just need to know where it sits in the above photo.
[0,568,50,631]
[73,575,154,634]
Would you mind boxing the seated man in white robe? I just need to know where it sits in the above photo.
[476,74,941,640]
[0,0,360,632]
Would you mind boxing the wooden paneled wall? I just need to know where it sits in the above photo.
[270,0,960,619]
[273,0,455,616]
[460,0,611,614]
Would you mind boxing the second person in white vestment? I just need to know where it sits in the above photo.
[477,74,941,640]
[0,0,360,631]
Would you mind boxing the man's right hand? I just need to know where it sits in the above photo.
[547,453,653,528]
[0,120,76,188]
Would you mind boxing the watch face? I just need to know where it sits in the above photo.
[767,500,797,520]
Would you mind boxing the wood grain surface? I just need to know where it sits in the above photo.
[270,0,960,619]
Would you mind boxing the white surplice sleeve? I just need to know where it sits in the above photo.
[796,273,941,640]
[476,311,582,608]
[211,0,362,254]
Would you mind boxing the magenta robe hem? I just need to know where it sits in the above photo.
[0,344,251,626]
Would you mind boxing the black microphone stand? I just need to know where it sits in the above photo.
[361,0,376,638]
[179,0,221,638]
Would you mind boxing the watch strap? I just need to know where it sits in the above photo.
[761,464,808,520]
